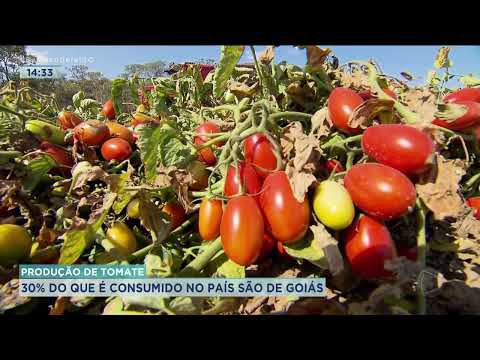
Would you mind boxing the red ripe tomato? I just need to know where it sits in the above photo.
[361,124,435,175]
[220,196,264,266]
[224,161,262,198]
[257,232,277,262]
[328,87,364,134]
[398,247,418,262]
[259,171,310,244]
[243,133,278,179]
[58,111,83,130]
[101,138,132,162]
[466,196,480,220]
[74,120,110,146]
[199,198,223,241]
[344,163,417,221]
[432,101,480,131]
[194,122,223,166]
[344,215,397,279]
[106,121,134,144]
[102,99,116,120]
[444,88,480,103]
[162,201,186,230]
[40,141,73,168]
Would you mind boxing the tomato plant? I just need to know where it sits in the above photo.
[106,223,137,257]
[243,133,278,179]
[194,122,223,165]
[74,120,110,146]
[220,196,264,266]
[106,121,134,144]
[0,224,32,267]
[444,88,480,103]
[466,196,480,220]
[313,180,355,230]
[361,124,435,175]
[344,215,397,279]
[432,101,480,130]
[162,201,186,230]
[344,163,417,220]
[259,171,310,244]
[328,87,364,134]
[102,99,116,120]
[101,138,132,162]
[224,161,262,198]
[58,111,83,130]
[199,198,223,241]
[323,159,344,174]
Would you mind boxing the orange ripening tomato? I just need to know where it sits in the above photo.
[259,171,310,244]
[220,196,264,266]
[466,196,480,220]
[199,198,223,241]
[224,161,262,199]
[194,122,223,166]
[106,121,134,144]
[58,111,83,130]
[102,99,116,120]
[162,201,186,230]
[74,120,110,146]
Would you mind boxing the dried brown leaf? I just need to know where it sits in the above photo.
[229,81,259,98]
[310,107,333,138]
[70,164,111,196]
[49,297,70,315]
[259,46,275,65]
[452,209,480,240]
[310,223,344,276]
[401,87,438,124]
[428,280,480,314]
[348,98,395,129]
[300,46,331,71]
[281,122,322,202]
[416,155,468,220]
[37,223,58,249]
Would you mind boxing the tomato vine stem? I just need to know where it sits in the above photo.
[415,198,427,315]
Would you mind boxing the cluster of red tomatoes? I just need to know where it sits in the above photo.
[428,87,480,220]
[325,86,480,279]
[195,123,309,266]
[44,100,136,173]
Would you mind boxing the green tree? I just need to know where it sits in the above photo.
[121,60,167,79]
[0,46,36,82]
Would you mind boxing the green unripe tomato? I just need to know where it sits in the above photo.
[313,180,355,230]
[105,223,137,257]
[127,198,141,219]
[0,224,33,267]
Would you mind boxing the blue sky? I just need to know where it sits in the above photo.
[26,45,480,85]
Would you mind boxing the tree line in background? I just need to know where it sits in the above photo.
[0,46,215,109]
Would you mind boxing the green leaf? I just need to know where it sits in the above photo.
[121,296,169,313]
[283,232,328,270]
[168,297,203,314]
[128,77,141,105]
[112,172,134,215]
[72,91,84,109]
[213,46,245,98]
[59,193,116,265]
[459,74,480,87]
[23,154,57,192]
[207,251,245,278]
[111,78,128,115]
[136,123,192,181]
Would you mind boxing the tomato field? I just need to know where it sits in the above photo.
[1,45,480,315]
